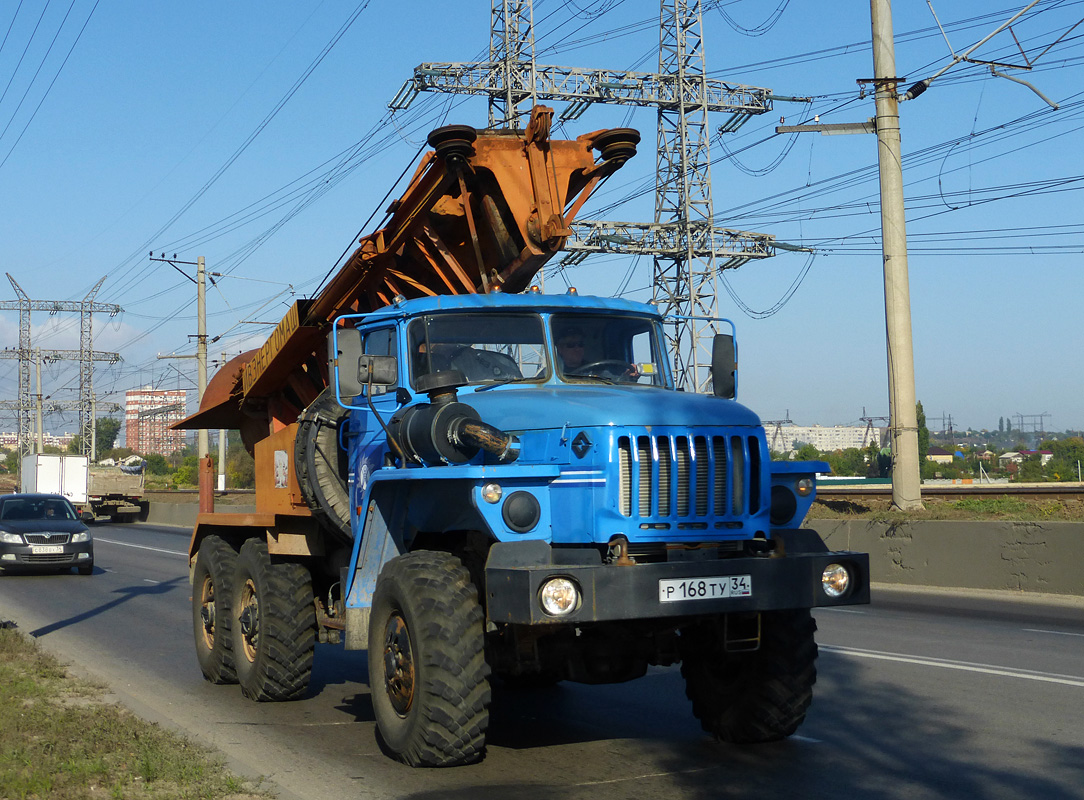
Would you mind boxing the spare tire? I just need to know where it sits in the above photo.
[295,387,352,541]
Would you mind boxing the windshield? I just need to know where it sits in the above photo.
[0,497,77,522]
[550,313,670,387]
[408,313,548,387]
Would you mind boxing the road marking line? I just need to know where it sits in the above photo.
[1024,628,1084,638]
[144,579,160,585]
[817,608,866,614]
[822,644,1084,687]
[572,765,722,787]
[94,537,187,557]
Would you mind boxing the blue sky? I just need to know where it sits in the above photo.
[1,0,1081,440]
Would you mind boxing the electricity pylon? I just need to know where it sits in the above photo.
[390,0,776,391]
[1,274,122,458]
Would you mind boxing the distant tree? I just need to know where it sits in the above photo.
[865,441,890,478]
[4,450,18,473]
[1042,436,1084,482]
[999,416,1004,433]
[1018,454,1045,482]
[792,442,821,463]
[95,418,121,457]
[226,430,254,488]
[64,418,123,461]
[173,454,200,486]
[916,402,930,460]
[144,453,170,475]
[1006,418,1012,433]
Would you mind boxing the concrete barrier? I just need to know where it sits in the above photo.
[810,519,1084,596]
[142,502,255,529]
[137,503,1084,597]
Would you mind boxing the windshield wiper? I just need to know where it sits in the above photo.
[474,377,538,392]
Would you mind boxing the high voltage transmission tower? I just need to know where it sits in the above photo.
[0,274,122,459]
[390,0,780,391]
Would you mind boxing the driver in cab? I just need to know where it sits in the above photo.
[555,327,639,383]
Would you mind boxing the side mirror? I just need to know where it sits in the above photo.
[711,333,737,399]
[357,354,398,388]
[80,511,94,522]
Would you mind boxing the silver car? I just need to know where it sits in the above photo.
[0,494,94,575]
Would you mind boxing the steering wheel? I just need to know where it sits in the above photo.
[570,360,638,381]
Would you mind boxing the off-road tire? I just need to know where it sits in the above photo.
[192,536,237,684]
[681,609,818,743]
[295,387,351,541]
[369,550,490,767]
[231,539,316,701]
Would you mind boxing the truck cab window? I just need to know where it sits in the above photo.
[362,327,398,391]
[408,313,547,387]
[550,314,669,387]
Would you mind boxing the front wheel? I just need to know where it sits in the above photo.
[231,539,316,701]
[681,609,818,743]
[368,550,490,767]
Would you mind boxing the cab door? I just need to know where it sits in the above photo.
[348,326,402,515]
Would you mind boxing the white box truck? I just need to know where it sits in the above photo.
[20,454,148,521]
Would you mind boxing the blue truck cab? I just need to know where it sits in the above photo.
[325,289,869,766]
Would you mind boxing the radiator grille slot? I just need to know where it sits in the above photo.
[618,433,751,521]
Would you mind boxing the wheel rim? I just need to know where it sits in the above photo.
[382,612,415,716]
[238,579,260,663]
[198,575,216,650]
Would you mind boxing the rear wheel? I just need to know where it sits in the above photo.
[192,536,237,684]
[232,539,316,701]
[369,550,490,766]
[681,609,818,743]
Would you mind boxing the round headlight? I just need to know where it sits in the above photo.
[822,563,851,598]
[481,483,502,504]
[539,577,580,617]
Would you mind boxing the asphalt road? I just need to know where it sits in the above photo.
[1,523,1082,800]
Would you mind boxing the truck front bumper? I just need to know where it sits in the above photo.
[485,540,869,625]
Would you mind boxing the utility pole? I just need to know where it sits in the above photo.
[150,254,209,460]
[777,1,923,510]
[218,351,228,490]
[34,350,44,453]
[870,0,922,511]
[197,256,209,460]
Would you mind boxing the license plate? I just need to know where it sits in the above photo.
[31,545,64,554]
[659,575,752,603]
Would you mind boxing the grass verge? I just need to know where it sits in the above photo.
[0,623,269,800]
[810,494,1083,522]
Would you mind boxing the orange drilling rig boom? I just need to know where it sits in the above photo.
[179,106,638,452]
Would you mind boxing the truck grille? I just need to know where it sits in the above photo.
[617,433,761,522]
[24,533,71,545]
